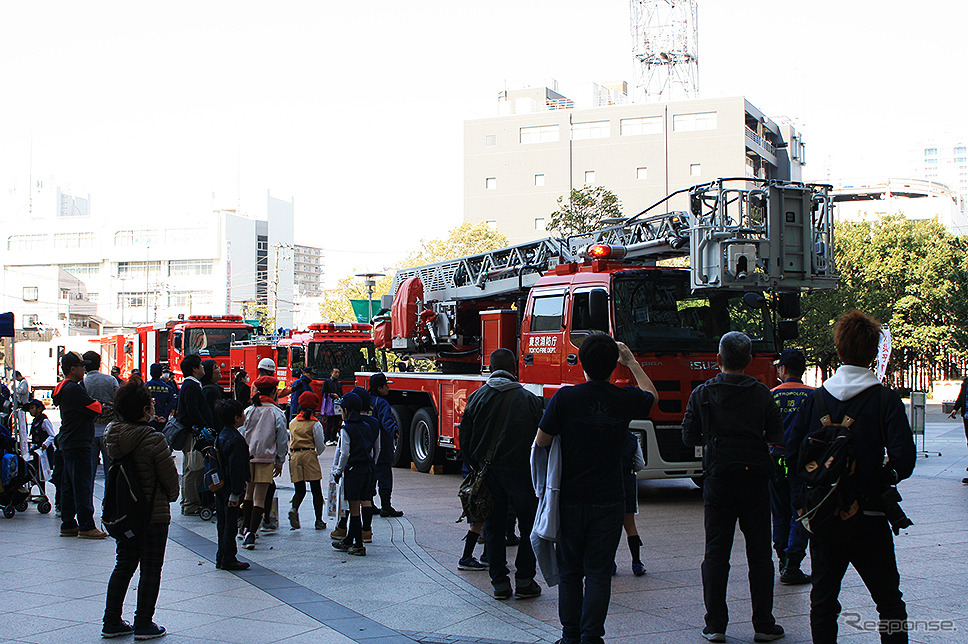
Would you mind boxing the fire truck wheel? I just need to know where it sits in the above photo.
[389,405,413,468]
[410,407,439,473]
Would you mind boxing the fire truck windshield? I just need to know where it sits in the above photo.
[612,271,772,353]
[308,342,377,379]
[187,327,252,357]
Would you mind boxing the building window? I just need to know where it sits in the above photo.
[584,170,596,185]
[485,177,497,190]
[673,111,717,132]
[60,263,100,277]
[22,287,39,301]
[620,116,662,136]
[60,288,70,300]
[520,124,560,144]
[925,147,938,156]
[535,218,546,231]
[117,261,164,278]
[690,163,702,177]
[86,292,99,303]
[168,259,213,276]
[485,134,496,147]
[925,158,938,164]
[114,231,135,246]
[572,120,610,140]
[636,167,648,180]
[118,292,147,309]
[166,228,205,245]
[23,314,39,328]
[954,146,966,155]
[534,173,545,187]
[7,234,48,251]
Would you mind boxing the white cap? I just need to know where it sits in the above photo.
[258,358,276,371]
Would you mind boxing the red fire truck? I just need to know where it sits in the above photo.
[100,314,254,390]
[359,179,837,478]
[226,323,377,407]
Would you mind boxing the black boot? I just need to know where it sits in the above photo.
[379,491,403,517]
[779,556,811,585]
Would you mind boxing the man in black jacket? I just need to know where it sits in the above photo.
[176,354,213,515]
[459,349,544,600]
[51,351,107,539]
[682,332,784,643]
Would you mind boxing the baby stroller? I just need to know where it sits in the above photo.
[0,418,53,518]
[0,452,41,518]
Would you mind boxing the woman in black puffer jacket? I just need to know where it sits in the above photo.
[102,382,179,640]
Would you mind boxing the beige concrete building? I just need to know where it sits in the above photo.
[293,244,325,297]
[464,88,805,244]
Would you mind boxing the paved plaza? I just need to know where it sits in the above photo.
[1,402,966,643]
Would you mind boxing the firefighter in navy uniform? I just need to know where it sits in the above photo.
[769,349,813,585]
[145,363,176,431]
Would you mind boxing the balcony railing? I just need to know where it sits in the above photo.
[745,127,776,156]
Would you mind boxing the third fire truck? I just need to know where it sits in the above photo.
[359,178,837,480]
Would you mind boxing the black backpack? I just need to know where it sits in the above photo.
[102,453,154,541]
[796,386,883,539]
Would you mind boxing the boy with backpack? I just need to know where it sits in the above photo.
[212,399,251,570]
[788,311,916,644]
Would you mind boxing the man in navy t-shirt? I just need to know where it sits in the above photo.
[535,333,656,644]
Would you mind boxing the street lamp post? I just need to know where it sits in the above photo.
[355,272,385,324]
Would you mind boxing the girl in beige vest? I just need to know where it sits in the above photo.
[288,391,327,530]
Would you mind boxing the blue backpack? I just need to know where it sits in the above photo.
[1,453,18,486]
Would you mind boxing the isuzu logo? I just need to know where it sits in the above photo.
[689,361,717,370]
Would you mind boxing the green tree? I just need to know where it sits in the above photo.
[548,186,623,236]
[319,222,508,323]
[798,215,968,386]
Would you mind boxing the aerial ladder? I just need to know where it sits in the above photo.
[385,178,837,357]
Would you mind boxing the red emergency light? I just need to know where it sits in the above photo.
[307,322,373,332]
[187,314,244,322]
[584,244,627,260]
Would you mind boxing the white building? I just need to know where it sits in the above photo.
[919,141,967,213]
[1,184,297,341]
[831,178,968,235]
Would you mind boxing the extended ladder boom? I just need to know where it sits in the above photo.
[390,179,837,303]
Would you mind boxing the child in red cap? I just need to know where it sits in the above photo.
[241,376,288,549]
[288,391,327,530]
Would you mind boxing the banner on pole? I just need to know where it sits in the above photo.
[875,326,892,381]
[349,300,381,323]
[0,312,14,338]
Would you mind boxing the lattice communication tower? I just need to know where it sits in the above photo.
[630,0,699,102]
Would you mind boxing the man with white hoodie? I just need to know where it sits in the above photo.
[788,310,916,644]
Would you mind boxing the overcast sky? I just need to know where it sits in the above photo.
[1,1,964,285]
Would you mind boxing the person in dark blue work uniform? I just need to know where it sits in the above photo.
[145,363,176,431]
[769,349,814,585]
[369,373,403,518]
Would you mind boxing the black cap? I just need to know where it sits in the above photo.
[368,372,391,390]
[82,350,101,368]
[337,391,363,412]
[61,351,92,374]
[774,349,806,373]
[26,398,44,410]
